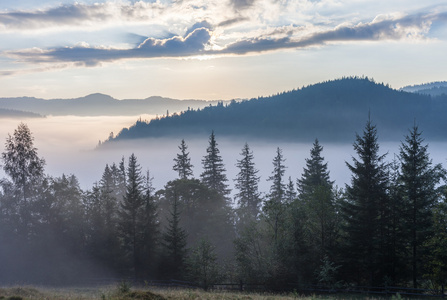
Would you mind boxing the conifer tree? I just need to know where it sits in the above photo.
[285,176,297,203]
[173,139,194,179]
[187,238,219,290]
[297,139,333,198]
[163,191,188,279]
[234,143,261,223]
[141,170,160,276]
[297,140,337,263]
[399,125,444,288]
[263,147,287,243]
[200,131,229,196]
[118,153,145,277]
[268,147,286,203]
[343,118,389,285]
[99,164,119,230]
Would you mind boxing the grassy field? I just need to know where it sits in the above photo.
[0,286,410,300]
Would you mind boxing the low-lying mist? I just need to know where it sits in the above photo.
[2,115,447,195]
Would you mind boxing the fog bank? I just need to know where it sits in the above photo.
[1,116,446,195]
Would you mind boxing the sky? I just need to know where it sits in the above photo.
[0,0,446,100]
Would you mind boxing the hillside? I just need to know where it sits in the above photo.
[0,94,228,116]
[401,81,447,96]
[0,108,43,118]
[104,77,447,144]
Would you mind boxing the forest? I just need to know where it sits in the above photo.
[1,119,447,292]
[106,77,447,143]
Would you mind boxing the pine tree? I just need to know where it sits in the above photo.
[382,157,406,285]
[141,170,160,277]
[285,176,297,203]
[99,164,119,230]
[424,198,447,290]
[343,118,389,285]
[163,190,188,279]
[297,139,333,198]
[268,147,286,203]
[187,238,219,290]
[399,125,444,288]
[263,147,287,243]
[173,139,194,179]
[234,143,261,224]
[118,153,145,277]
[297,140,337,264]
[200,131,229,196]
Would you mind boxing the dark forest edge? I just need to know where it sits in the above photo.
[1,119,447,292]
[101,77,447,145]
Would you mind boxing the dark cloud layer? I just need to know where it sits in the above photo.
[7,10,446,66]
[230,0,257,11]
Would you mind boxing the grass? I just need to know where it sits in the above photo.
[0,286,418,300]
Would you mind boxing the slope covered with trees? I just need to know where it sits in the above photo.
[105,77,447,144]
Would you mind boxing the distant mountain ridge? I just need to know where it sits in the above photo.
[0,94,229,116]
[103,77,447,144]
[401,81,447,96]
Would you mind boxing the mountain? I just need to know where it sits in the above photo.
[103,77,447,144]
[401,81,447,96]
[0,108,43,118]
[0,94,229,116]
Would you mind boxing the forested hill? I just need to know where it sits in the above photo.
[105,77,447,143]
[0,108,43,118]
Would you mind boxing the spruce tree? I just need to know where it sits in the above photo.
[173,139,194,179]
[285,176,297,203]
[399,125,444,288]
[297,140,337,263]
[297,139,333,198]
[343,118,389,285]
[234,143,261,224]
[163,191,188,279]
[200,131,229,196]
[118,153,145,277]
[263,147,287,243]
[141,170,160,277]
[267,147,286,203]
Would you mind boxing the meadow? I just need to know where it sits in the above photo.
[0,285,411,300]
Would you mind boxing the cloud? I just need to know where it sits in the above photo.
[220,11,443,54]
[230,0,257,11]
[9,26,212,66]
[0,2,165,30]
[5,9,446,66]
[218,17,249,27]
[185,20,213,35]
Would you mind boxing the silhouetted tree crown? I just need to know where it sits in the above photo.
[173,139,194,180]
[200,131,229,196]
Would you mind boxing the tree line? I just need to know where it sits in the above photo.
[1,120,447,290]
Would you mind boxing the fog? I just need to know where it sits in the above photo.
[1,116,447,195]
